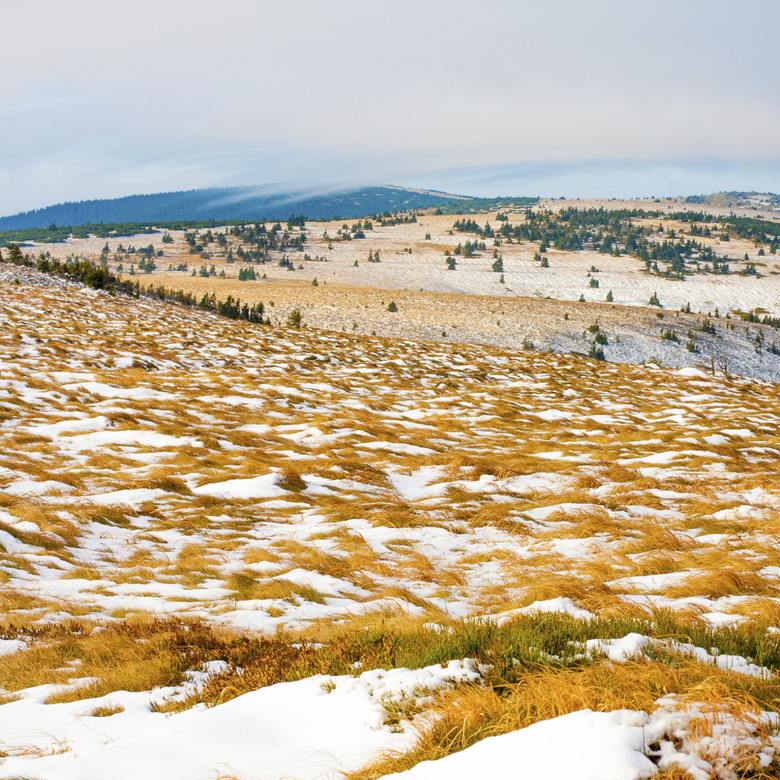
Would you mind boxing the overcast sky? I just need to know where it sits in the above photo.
[1,0,778,214]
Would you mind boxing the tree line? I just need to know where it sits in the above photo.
[0,244,268,325]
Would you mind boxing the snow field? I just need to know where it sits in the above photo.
[2,282,780,629]
[3,279,780,777]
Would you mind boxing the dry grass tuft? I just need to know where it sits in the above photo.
[665,570,777,599]
[277,467,307,492]
[91,703,125,717]
[623,525,695,554]
[146,475,192,494]
[228,570,326,604]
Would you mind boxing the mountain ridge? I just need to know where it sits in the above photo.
[0,185,471,230]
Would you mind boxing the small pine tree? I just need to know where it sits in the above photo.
[286,309,302,328]
[387,300,398,312]
[606,290,614,302]
[588,343,605,360]
[649,292,661,307]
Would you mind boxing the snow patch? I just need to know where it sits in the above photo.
[192,473,288,500]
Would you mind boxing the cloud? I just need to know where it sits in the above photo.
[1,0,778,213]
[403,158,780,200]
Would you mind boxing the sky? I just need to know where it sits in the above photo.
[1,0,778,215]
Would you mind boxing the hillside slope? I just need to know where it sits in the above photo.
[2,275,780,778]
[2,274,780,627]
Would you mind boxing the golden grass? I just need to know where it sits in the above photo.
[228,571,327,604]
[145,475,193,494]
[665,570,777,600]
[463,503,528,534]
[0,621,187,701]
[622,525,696,554]
[4,268,780,663]
[242,547,281,564]
[90,703,125,717]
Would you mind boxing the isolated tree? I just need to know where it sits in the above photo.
[588,343,605,361]
[387,300,398,312]
[5,243,23,265]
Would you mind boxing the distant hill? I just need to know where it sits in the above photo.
[685,191,779,210]
[0,185,469,230]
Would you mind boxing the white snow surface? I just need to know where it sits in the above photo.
[584,633,772,677]
[63,382,175,400]
[192,472,288,499]
[382,708,655,780]
[490,597,595,624]
[59,430,201,452]
[3,479,75,497]
[0,660,481,780]
[84,488,169,508]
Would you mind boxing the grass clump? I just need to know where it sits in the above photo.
[91,703,125,717]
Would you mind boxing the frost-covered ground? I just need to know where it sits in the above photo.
[3,278,780,777]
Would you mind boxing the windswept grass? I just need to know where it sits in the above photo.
[4,272,780,775]
[5,611,773,712]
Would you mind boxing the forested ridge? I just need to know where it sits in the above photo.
[0,185,466,230]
